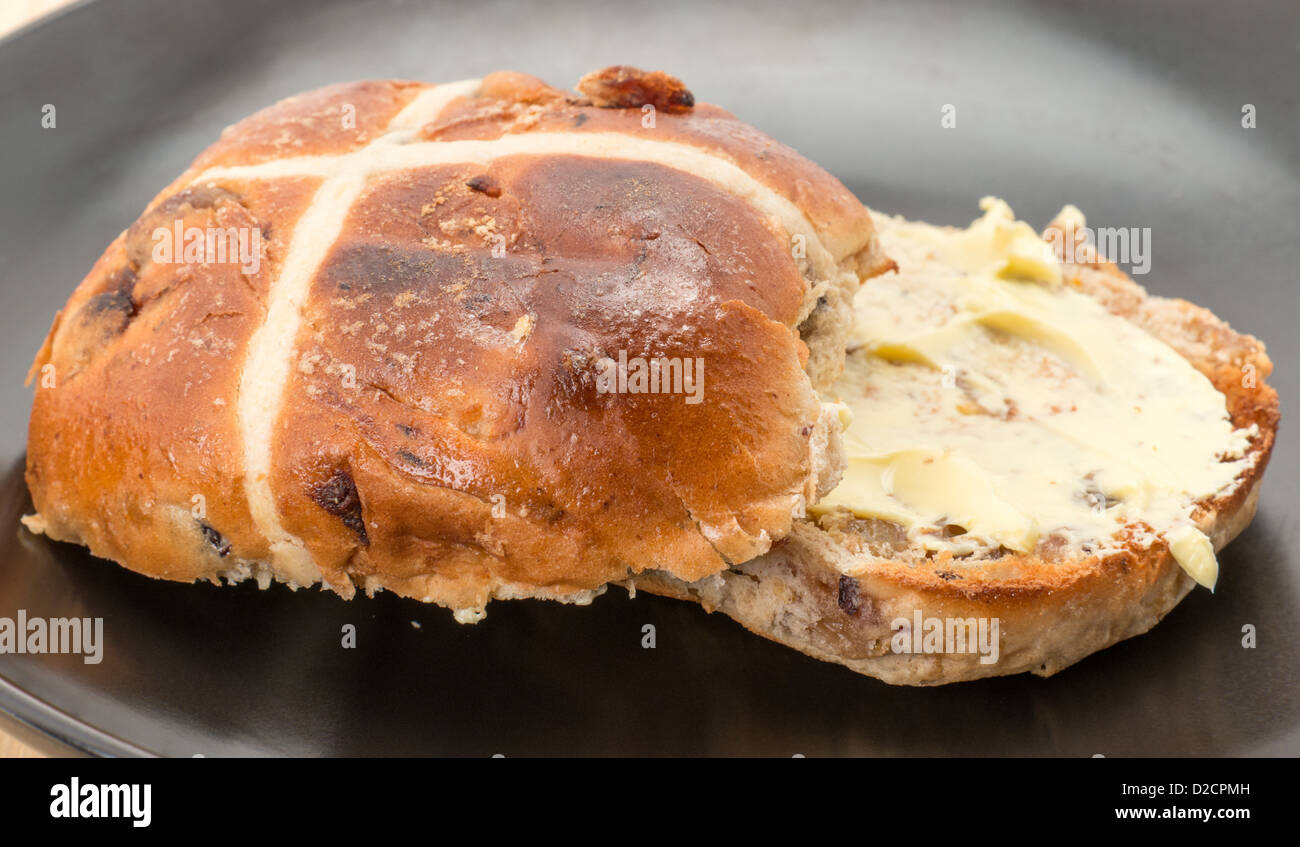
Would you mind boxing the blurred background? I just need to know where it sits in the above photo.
[0,0,74,757]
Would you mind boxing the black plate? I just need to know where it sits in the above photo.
[0,0,1296,756]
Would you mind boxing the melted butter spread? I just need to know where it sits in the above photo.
[816,198,1255,589]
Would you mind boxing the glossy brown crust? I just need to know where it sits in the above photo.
[274,155,828,607]
[422,72,893,280]
[27,176,322,577]
[633,216,1280,683]
[193,80,427,169]
[25,68,889,615]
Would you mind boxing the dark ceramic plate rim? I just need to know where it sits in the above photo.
[0,674,150,757]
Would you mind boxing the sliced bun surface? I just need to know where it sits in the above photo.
[25,68,892,619]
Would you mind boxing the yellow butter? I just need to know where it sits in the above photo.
[1166,524,1218,590]
[817,199,1252,587]
[819,450,1039,552]
[938,196,1063,286]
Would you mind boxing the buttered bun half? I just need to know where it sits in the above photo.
[24,67,894,621]
[633,201,1278,684]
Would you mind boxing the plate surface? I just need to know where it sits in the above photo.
[0,0,1296,756]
